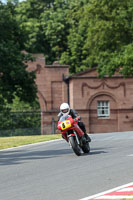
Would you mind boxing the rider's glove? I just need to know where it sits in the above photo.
[75,116,81,121]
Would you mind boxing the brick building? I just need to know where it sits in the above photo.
[28,54,133,134]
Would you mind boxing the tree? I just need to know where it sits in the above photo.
[14,0,133,77]
[15,0,46,53]
[61,0,133,76]
[15,0,71,64]
[60,0,89,73]
[40,0,71,63]
[0,2,37,107]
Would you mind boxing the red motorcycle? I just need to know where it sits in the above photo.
[57,115,90,156]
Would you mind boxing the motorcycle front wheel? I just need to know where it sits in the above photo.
[69,136,81,156]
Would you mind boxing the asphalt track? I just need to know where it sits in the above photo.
[0,131,133,200]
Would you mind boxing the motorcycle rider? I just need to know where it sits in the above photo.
[58,103,91,143]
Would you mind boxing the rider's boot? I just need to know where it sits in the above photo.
[84,133,91,142]
[79,123,91,143]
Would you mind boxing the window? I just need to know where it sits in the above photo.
[97,101,110,118]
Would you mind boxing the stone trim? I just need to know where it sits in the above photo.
[87,91,117,109]
[82,81,126,97]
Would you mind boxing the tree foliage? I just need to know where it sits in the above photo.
[2,0,133,81]
[14,0,133,77]
[61,0,133,76]
[15,0,70,63]
[0,1,37,107]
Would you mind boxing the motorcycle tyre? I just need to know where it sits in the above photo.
[69,136,81,156]
[82,142,90,154]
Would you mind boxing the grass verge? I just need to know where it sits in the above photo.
[0,135,61,150]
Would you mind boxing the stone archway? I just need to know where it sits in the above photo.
[37,91,47,111]
[87,92,118,133]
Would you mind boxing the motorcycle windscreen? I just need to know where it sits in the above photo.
[59,115,70,121]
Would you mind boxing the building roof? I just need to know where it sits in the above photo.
[69,67,123,79]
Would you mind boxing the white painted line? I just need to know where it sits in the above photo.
[127,154,133,157]
[95,195,133,199]
[118,187,133,192]
[79,182,133,200]
[0,139,62,152]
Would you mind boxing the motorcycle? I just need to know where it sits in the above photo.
[57,115,90,156]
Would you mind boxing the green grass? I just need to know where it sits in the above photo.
[0,135,61,150]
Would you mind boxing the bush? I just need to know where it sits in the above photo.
[0,111,41,136]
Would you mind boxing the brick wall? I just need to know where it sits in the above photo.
[69,70,133,133]
[27,56,133,134]
[27,54,69,134]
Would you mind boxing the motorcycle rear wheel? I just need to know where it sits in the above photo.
[82,142,90,153]
[69,136,81,156]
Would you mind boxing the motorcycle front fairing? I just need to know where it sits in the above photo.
[58,115,74,131]
[57,115,84,141]
[57,115,74,141]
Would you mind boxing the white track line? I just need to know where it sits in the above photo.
[95,195,133,199]
[118,187,133,192]
[79,182,133,200]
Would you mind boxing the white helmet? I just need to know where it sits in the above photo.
[60,103,70,116]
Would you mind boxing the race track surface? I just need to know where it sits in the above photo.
[0,131,133,200]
